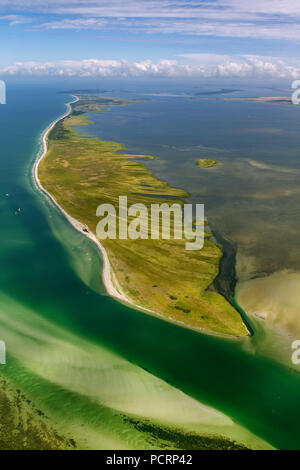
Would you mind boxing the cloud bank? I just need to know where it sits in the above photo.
[1,56,300,79]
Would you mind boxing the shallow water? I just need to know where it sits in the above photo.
[0,81,300,449]
[84,82,300,338]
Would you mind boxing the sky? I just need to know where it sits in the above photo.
[1,0,300,79]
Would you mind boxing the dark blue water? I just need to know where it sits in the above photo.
[81,85,300,278]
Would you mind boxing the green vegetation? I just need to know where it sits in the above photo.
[48,118,70,140]
[38,96,248,336]
[196,158,218,168]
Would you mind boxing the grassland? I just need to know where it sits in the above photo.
[196,158,218,168]
[38,95,248,336]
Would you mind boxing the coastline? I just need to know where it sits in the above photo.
[33,97,248,339]
[33,95,131,304]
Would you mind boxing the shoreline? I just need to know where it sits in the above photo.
[33,97,248,339]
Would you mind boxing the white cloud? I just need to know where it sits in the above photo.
[1,0,300,19]
[1,56,300,79]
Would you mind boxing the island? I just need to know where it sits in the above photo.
[196,158,218,168]
[36,94,248,337]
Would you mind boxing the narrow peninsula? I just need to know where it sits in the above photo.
[37,94,248,336]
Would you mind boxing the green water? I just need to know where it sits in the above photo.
[0,82,300,449]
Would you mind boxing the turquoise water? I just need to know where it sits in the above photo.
[0,81,300,449]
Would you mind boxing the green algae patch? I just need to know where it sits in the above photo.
[38,95,247,337]
[0,298,266,450]
[196,159,218,168]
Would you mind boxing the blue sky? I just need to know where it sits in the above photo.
[1,0,300,79]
